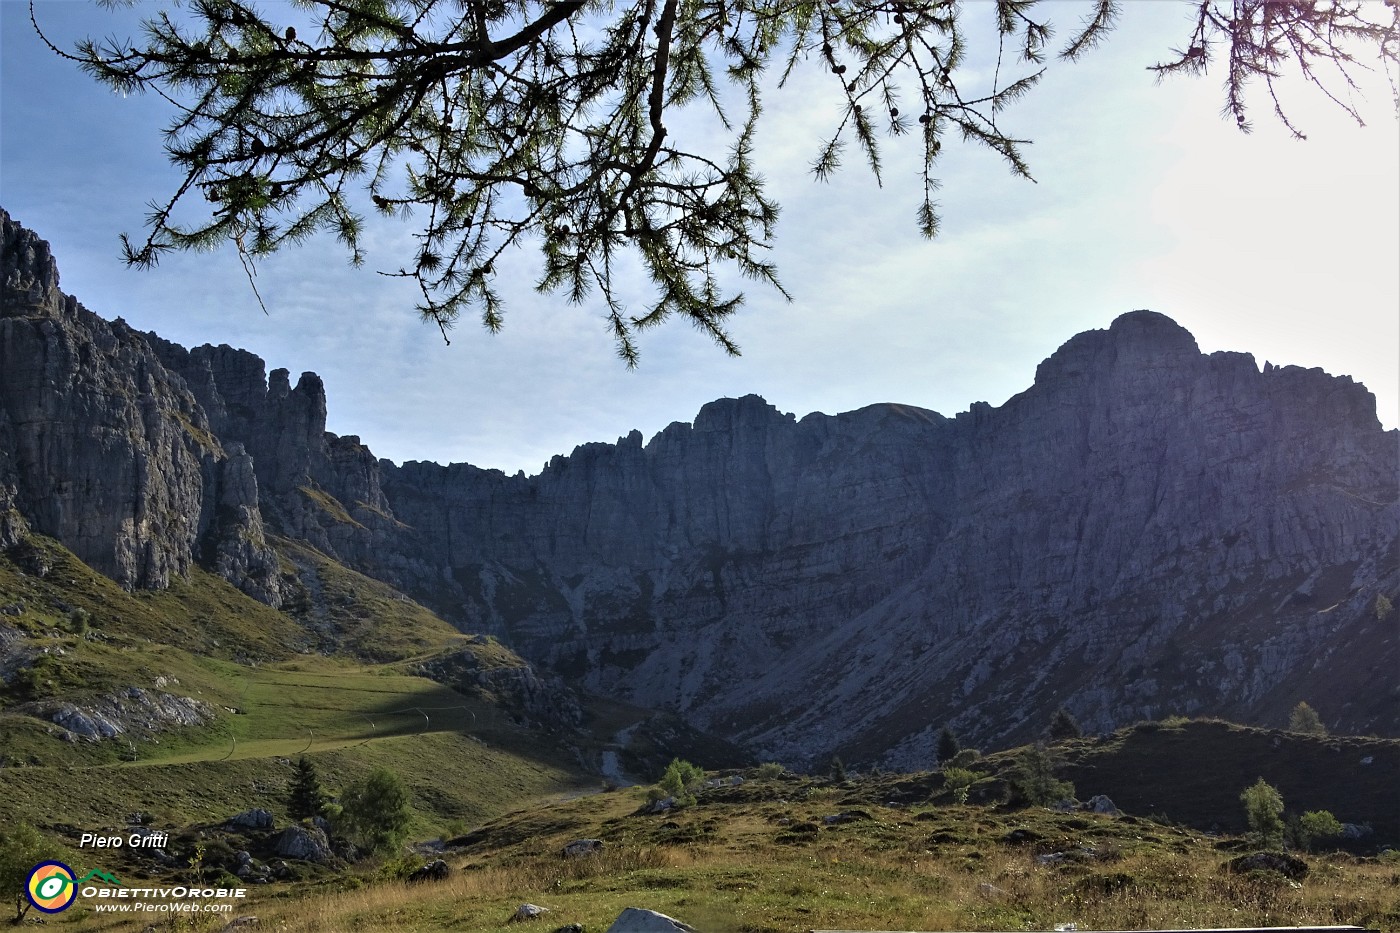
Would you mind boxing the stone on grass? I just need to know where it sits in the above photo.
[511,904,550,922]
[228,809,275,831]
[407,859,450,883]
[604,907,697,932]
[1088,795,1119,815]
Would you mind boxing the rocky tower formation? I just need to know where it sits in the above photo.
[2,208,1395,762]
[0,209,281,603]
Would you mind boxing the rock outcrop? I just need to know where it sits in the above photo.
[1,210,282,603]
[2,209,1395,764]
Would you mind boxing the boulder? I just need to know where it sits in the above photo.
[1088,795,1119,816]
[821,810,871,825]
[1226,851,1309,881]
[604,907,697,932]
[561,839,604,858]
[407,859,451,883]
[510,904,550,923]
[228,809,275,831]
[272,824,332,863]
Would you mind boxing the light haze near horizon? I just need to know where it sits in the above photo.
[2,1,1396,476]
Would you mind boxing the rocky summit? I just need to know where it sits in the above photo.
[3,208,1396,767]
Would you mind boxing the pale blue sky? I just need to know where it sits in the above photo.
[3,1,1396,474]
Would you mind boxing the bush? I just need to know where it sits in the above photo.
[1241,778,1285,848]
[67,608,90,637]
[337,768,412,855]
[1292,809,1343,851]
[754,761,785,780]
[649,758,705,809]
[941,767,979,804]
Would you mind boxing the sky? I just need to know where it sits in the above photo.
[2,1,1397,476]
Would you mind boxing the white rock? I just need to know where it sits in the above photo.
[604,907,697,932]
[510,904,550,922]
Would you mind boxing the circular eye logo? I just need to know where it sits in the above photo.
[26,862,77,913]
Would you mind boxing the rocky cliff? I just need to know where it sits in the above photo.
[1,211,281,604]
[3,208,1395,766]
[376,316,1397,766]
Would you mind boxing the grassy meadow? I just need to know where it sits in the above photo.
[60,771,1400,933]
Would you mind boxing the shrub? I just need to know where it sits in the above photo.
[337,768,412,855]
[1240,778,1285,848]
[941,767,979,804]
[1288,701,1327,736]
[1293,810,1343,851]
[1377,593,1394,621]
[828,755,847,782]
[754,761,785,780]
[649,758,705,808]
[67,608,90,637]
[944,748,981,769]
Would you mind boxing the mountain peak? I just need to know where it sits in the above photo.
[1033,309,1200,388]
[1,208,65,316]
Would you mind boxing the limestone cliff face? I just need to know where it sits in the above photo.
[0,209,281,603]
[3,208,1394,763]
[378,313,1397,763]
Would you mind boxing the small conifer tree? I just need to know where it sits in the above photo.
[936,726,961,767]
[1241,778,1285,848]
[828,754,848,782]
[288,755,328,821]
[1288,701,1327,736]
[1047,707,1083,742]
[1007,744,1075,808]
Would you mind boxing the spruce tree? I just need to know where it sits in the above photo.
[1046,707,1082,742]
[288,755,327,821]
[936,726,961,767]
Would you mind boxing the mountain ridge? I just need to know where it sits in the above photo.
[3,207,1396,768]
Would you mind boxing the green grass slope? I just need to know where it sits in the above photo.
[0,533,597,849]
[1055,718,1400,840]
